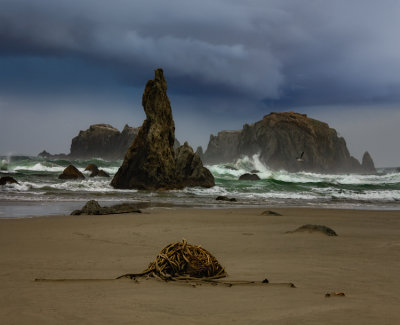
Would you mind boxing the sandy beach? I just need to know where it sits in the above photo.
[1,207,399,324]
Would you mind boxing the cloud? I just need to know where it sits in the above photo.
[1,0,398,103]
[1,0,400,165]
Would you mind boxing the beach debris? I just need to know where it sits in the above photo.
[261,210,282,216]
[71,200,142,215]
[84,164,110,177]
[0,176,19,185]
[239,173,260,181]
[287,224,338,236]
[216,196,237,202]
[35,238,296,288]
[118,239,226,281]
[325,292,345,297]
[58,165,85,180]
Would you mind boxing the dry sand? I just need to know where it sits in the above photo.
[1,207,400,324]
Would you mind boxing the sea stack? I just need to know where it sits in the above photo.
[202,111,377,174]
[111,69,214,190]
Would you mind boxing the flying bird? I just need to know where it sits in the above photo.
[296,151,304,162]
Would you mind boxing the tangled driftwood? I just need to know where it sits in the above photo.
[117,239,226,281]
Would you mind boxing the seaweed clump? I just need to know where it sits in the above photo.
[118,239,226,281]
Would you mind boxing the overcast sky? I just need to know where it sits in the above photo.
[1,0,400,167]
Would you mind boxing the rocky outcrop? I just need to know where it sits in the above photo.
[69,124,140,160]
[84,164,110,177]
[203,130,241,164]
[288,224,338,236]
[0,176,19,185]
[38,150,51,158]
[175,142,215,188]
[216,196,237,202]
[40,123,180,161]
[202,111,376,174]
[239,173,260,181]
[361,151,376,173]
[71,200,142,215]
[111,69,214,190]
[58,165,85,180]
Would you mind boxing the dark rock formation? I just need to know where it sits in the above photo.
[195,146,204,160]
[96,170,110,177]
[288,224,338,236]
[85,164,99,174]
[204,130,241,164]
[261,210,282,216]
[71,200,142,215]
[111,69,214,190]
[203,111,376,174]
[69,124,140,160]
[38,150,51,158]
[58,165,85,180]
[175,142,215,188]
[361,151,376,173]
[239,173,261,181]
[84,164,109,177]
[0,176,19,185]
[216,196,237,202]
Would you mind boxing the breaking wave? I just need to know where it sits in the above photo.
[2,154,400,213]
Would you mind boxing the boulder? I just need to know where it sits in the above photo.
[261,210,282,216]
[71,200,102,215]
[111,69,214,190]
[216,196,237,202]
[71,200,142,215]
[0,176,19,185]
[239,173,260,181]
[58,165,85,180]
[84,164,110,177]
[84,164,99,174]
[96,170,110,177]
[203,111,377,174]
[288,224,338,236]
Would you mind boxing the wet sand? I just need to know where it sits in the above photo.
[1,207,400,324]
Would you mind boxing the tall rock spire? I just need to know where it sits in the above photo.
[111,69,214,189]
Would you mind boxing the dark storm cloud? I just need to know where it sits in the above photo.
[3,0,399,104]
[2,0,400,104]
[2,0,400,165]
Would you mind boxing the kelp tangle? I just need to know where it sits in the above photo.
[117,239,226,281]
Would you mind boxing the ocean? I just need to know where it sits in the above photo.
[1,154,400,218]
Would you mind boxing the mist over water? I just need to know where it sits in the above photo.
[1,154,400,218]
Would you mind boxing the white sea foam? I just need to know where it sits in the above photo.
[209,154,400,185]
[14,163,65,173]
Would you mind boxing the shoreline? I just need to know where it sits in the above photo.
[2,199,400,219]
[1,207,400,324]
